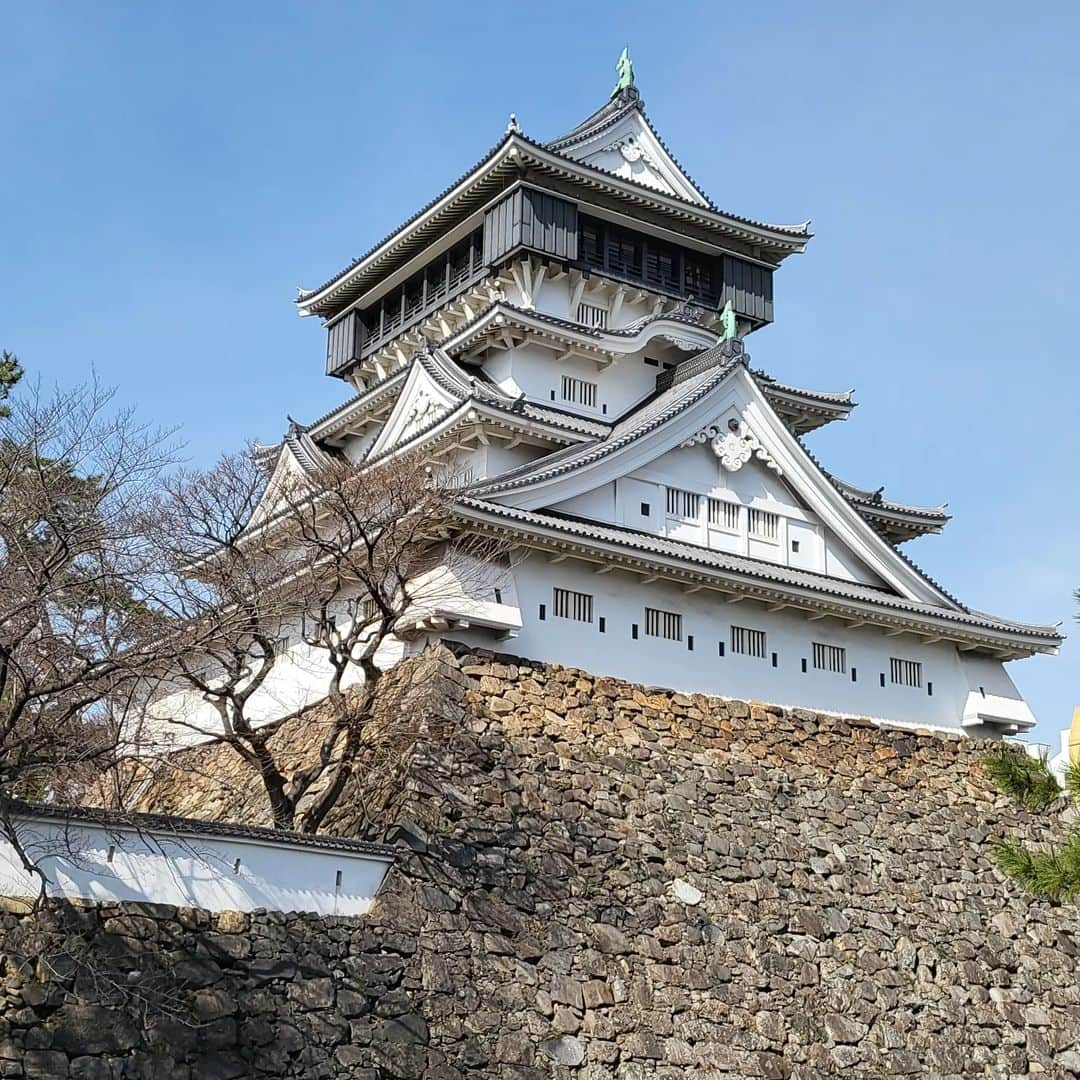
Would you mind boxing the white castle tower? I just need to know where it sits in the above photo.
[246,58,1058,737]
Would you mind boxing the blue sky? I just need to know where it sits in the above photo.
[3,2,1077,743]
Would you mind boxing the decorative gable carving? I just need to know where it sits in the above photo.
[681,420,783,476]
[556,110,710,207]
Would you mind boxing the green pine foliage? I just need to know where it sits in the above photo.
[982,745,1062,812]
[991,830,1080,903]
[1065,759,1080,805]
[984,740,1080,901]
[0,350,22,418]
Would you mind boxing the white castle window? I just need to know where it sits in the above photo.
[576,301,608,329]
[666,487,701,520]
[272,636,290,659]
[561,375,598,408]
[645,607,682,641]
[708,498,740,532]
[748,508,779,542]
[813,642,847,675]
[731,625,767,659]
[890,657,923,688]
[553,587,593,623]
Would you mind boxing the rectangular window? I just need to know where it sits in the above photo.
[812,642,847,675]
[576,301,608,329]
[580,219,604,267]
[747,508,779,542]
[666,487,701,520]
[553,587,593,623]
[561,375,598,408]
[730,625,767,659]
[890,657,923,688]
[606,232,643,277]
[644,607,683,641]
[272,636,290,659]
[708,498,740,532]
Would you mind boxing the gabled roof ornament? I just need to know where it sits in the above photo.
[505,112,522,136]
[611,47,635,99]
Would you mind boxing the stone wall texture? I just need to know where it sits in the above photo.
[3,643,1080,1079]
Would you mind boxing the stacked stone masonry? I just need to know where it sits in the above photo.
[3,643,1080,1078]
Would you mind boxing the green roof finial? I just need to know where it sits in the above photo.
[719,300,738,342]
[611,47,634,98]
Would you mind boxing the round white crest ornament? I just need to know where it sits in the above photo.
[619,138,643,163]
[712,431,754,472]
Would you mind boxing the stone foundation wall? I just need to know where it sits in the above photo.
[3,644,1080,1078]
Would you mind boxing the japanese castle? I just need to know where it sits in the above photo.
[260,56,1058,737]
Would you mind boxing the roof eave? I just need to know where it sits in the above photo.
[296,135,811,319]
[453,501,1061,657]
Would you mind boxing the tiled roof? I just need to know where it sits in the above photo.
[296,137,511,305]
[284,423,332,473]
[359,348,611,466]
[752,370,855,408]
[469,342,743,497]
[307,369,408,436]
[523,132,811,238]
[420,347,610,437]
[8,799,397,858]
[455,499,1061,645]
[829,475,949,520]
[792,432,966,610]
[546,87,714,207]
[296,108,810,316]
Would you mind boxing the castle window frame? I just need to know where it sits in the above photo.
[890,657,923,689]
[747,508,779,543]
[644,607,683,642]
[666,487,701,521]
[553,587,594,624]
[561,374,598,409]
[708,498,740,533]
[576,301,609,329]
[812,642,847,675]
[730,625,767,659]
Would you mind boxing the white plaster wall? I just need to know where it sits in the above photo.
[496,344,675,421]
[0,817,390,916]
[144,607,408,751]
[478,274,692,424]
[512,277,654,327]
[549,444,886,587]
[450,554,1031,733]
[454,443,545,485]
[960,653,1037,730]
[340,427,381,462]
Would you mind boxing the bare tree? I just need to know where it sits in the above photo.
[145,448,505,833]
[0,378,177,892]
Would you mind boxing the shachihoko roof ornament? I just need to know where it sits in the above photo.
[611,47,635,98]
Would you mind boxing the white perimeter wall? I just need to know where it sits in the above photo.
[0,816,391,916]
[144,614,409,751]
[450,554,1034,734]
